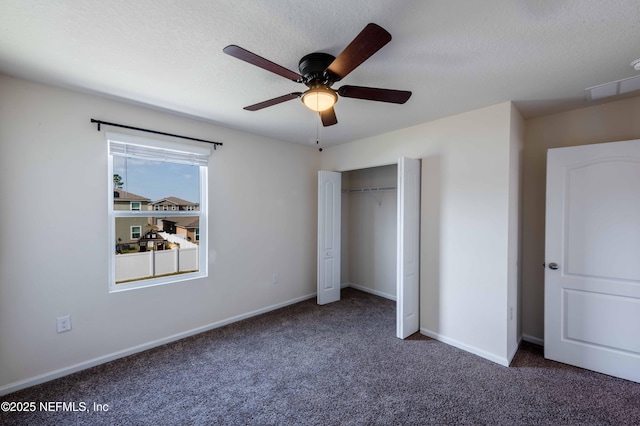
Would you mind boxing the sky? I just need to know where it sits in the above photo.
[113,156,200,202]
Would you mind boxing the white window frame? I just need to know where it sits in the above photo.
[107,132,209,292]
[130,201,141,211]
[131,225,142,240]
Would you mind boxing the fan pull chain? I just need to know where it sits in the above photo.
[316,115,322,152]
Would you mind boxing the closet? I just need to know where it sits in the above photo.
[341,164,398,301]
[318,157,420,338]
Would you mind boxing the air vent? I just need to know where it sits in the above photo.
[585,74,640,101]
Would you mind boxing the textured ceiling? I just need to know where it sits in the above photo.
[1,0,639,148]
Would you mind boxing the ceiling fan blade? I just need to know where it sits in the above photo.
[223,45,302,82]
[243,93,302,111]
[338,85,412,104]
[320,107,338,127]
[326,23,392,80]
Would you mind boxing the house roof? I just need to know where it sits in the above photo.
[137,229,165,242]
[151,196,198,206]
[114,189,150,202]
[162,217,200,229]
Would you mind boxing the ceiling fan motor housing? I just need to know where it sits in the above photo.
[298,52,336,86]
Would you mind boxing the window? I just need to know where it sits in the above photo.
[131,225,142,239]
[108,132,209,292]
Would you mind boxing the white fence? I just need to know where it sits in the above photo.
[115,247,198,283]
[159,231,197,248]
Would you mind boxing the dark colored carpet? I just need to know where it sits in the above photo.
[2,288,639,425]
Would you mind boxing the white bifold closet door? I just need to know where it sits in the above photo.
[317,171,341,305]
[396,157,420,338]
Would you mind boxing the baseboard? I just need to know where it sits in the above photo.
[420,328,511,367]
[522,333,544,346]
[507,337,522,366]
[346,282,396,301]
[0,292,317,396]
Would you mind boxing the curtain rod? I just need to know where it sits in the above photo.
[90,119,223,149]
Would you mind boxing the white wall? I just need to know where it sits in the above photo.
[521,95,640,343]
[13,69,629,390]
[342,165,397,300]
[507,104,524,358]
[0,74,320,394]
[321,102,519,365]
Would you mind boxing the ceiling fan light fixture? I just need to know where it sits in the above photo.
[302,87,337,112]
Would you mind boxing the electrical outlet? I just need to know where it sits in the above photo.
[272,273,279,284]
[57,315,72,333]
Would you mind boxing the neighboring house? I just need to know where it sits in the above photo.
[113,189,151,211]
[137,228,168,251]
[158,232,198,248]
[156,217,200,244]
[113,189,151,250]
[150,196,199,212]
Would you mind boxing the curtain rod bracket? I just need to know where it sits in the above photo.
[90,118,223,148]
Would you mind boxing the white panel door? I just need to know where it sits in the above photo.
[545,139,640,383]
[317,171,341,305]
[397,157,421,339]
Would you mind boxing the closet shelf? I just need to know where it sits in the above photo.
[343,186,397,193]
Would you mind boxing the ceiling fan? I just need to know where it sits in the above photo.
[223,23,412,127]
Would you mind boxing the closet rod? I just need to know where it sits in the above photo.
[90,119,223,149]
[344,186,397,193]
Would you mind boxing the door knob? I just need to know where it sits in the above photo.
[548,262,559,270]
